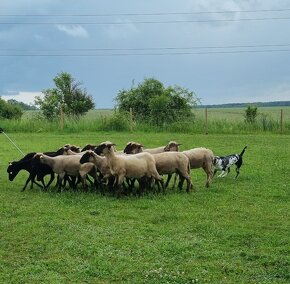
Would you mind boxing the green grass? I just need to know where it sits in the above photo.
[0,132,289,283]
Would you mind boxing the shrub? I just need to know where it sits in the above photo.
[98,111,133,132]
[244,105,258,123]
[0,98,23,119]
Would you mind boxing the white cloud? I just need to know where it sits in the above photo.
[56,25,89,38]
[2,91,43,105]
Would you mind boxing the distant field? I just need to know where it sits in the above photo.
[22,106,290,122]
[195,106,290,122]
[0,132,289,283]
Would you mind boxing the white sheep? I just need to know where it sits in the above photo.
[34,153,97,190]
[123,141,189,190]
[95,142,165,193]
[152,152,192,192]
[123,141,181,154]
[182,147,214,187]
[80,150,111,179]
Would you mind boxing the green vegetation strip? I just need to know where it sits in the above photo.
[0,132,289,283]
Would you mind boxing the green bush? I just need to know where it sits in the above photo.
[244,105,258,123]
[98,111,133,132]
[0,98,23,119]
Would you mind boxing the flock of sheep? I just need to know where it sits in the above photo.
[7,141,215,195]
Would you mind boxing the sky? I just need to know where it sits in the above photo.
[1,0,290,108]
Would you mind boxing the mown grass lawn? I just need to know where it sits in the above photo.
[0,132,289,283]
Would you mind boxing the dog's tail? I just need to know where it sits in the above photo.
[240,146,247,156]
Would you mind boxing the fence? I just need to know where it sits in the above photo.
[201,107,290,134]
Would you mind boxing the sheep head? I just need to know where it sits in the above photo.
[164,141,181,152]
[63,144,81,152]
[81,144,96,152]
[80,150,95,164]
[95,142,116,155]
[33,153,44,162]
[7,161,17,181]
[123,141,143,154]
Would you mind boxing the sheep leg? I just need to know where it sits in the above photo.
[178,175,185,191]
[203,166,213,187]
[185,177,192,193]
[155,177,165,194]
[21,176,33,191]
[165,174,172,189]
[81,176,88,191]
[57,173,66,192]
[44,172,55,190]
[172,174,178,190]
[22,173,42,191]
[115,175,124,197]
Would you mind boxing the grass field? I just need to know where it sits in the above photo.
[6,106,290,135]
[0,132,289,283]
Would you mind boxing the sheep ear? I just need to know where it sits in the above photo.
[177,143,182,146]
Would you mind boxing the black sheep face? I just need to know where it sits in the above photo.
[94,144,108,155]
[80,151,93,164]
[7,162,18,181]
[123,143,133,154]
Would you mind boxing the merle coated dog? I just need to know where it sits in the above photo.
[213,146,247,178]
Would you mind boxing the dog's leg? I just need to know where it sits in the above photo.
[220,167,229,177]
[235,166,240,179]
[218,170,226,177]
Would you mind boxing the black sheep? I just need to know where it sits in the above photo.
[7,148,65,191]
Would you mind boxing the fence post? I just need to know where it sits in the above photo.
[280,109,283,134]
[205,107,208,135]
[60,107,64,130]
[129,107,133,132]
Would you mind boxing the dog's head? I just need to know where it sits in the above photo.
[213,156,221,166]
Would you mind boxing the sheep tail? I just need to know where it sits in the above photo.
[240,146,247,157]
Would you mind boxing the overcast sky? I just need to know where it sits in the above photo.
[1,0,290,108]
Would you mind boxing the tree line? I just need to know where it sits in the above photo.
[1,72,200,127]
[1,71,279,126]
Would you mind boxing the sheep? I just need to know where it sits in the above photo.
[123,141,181,154]
[79,150,115,193]
[63,144,81,153]
[123,141,188,190]
[7,153,52,191]
[63,148,83,156]
[81,144,97,152]
[80,150,111,178]
[6,147,68,191]
[182,147,214,188]
[95,142,165,194]
[33,153,97,191]
[152,152,192,192]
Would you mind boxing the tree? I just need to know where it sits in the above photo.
[0,97,23,119]
[115,78,199,126]
[35,72,95,120]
